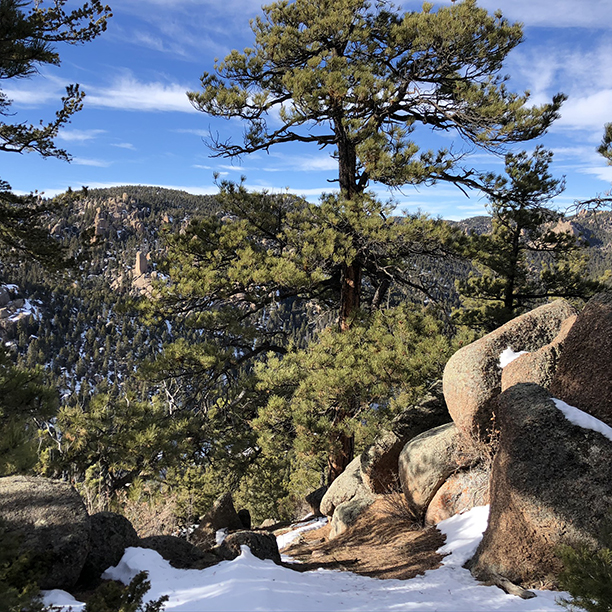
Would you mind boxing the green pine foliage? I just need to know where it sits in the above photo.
[84,571,168,612]
[558,531,612,612]
[190,0,563,199]
[0,0,111,264]
[253,304,471,492]
[39,393,203,509]
[456,147,604,331]
[0,346,57,476]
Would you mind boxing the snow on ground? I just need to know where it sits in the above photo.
[276,516,327,554]
[42,506,568,611]
[499,346,529,369]
[553,398,612,442]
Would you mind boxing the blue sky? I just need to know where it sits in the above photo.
[3,0,612,220]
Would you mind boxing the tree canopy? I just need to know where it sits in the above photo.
[456,147,602,330]
[189,0,565,331]
[0,0,111,268]
[189,0,564,198]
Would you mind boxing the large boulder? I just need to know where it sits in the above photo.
[320,456,375,517]
[190,492,244,550]
[0,476,90,590]
[424,466,489,526]
[398,423,471,519]
[139,535,220,570]
[214,531,281,564]
[550,292,612,427]
[443,300,577,439]
[501,314,577,392]
[79,512,139,587]
[360,382,451,494]
[468,383,612,587]
[328,497,374,540]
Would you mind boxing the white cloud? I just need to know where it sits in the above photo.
[556,90,612,132]
[400,1,612,30]
[72,157,113,167]
[85,75,195,113]
[111,143,137,150]
[58,129,106,143]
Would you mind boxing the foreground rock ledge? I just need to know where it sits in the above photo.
[0,475,90,590]
[468,383,612,588]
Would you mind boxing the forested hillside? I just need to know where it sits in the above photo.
[3,185,611,416]
[0,186,219,407]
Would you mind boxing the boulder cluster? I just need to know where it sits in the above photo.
[318,294,612,589]
[0,483,280,593]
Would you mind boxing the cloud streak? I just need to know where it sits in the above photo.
[85,75,196,113]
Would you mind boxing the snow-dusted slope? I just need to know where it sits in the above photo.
[43,506,567,611]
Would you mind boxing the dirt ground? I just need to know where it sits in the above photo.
[278,496,446,580]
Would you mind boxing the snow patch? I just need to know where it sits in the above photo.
[42,506,567,611]
[499,346,529,369]
[216,528,228,545]
[553,398,612,442]
[276,516,327,552]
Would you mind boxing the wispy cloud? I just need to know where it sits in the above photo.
[72,157,113,168]
[111,142,137,150]
[85,75,195,113]
[58,129,106,143]
[400,0,612,30]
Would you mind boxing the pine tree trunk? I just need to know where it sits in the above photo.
[327,429,355,485]
[329,121,361,481]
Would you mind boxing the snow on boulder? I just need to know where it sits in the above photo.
[501,314,577,393]
[78,511,139,587]
[468,383,612,588]
[550,292,612,428]
[443,299,577,440]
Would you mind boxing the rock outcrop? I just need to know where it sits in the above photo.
[79,511,139,587]
[501,314,576,392]
[328,498,375,540]
[549,292,612,427]
[468,383,612,587]
[215,531,281,564]
[320,456,375,518]
[0,476,90,590]
[305,486,328,517]
[424,466,489,526]
[443,299,577,439]
[191,492,245,550]
[398,423,469,518]
[139,535,220,570]
[360,382,450,493]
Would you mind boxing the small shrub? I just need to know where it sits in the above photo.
[84,571,168,612]
[557,539,612,612]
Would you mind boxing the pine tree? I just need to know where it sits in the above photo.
[148,181,463,482]
[0,346,57,475]
[180,0,565,480]
[456,147,603,331]
[189,0,564,330]
[0,0,111,266]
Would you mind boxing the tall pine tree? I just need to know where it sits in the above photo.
[151,0,565,485]
[456,147,603,331]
